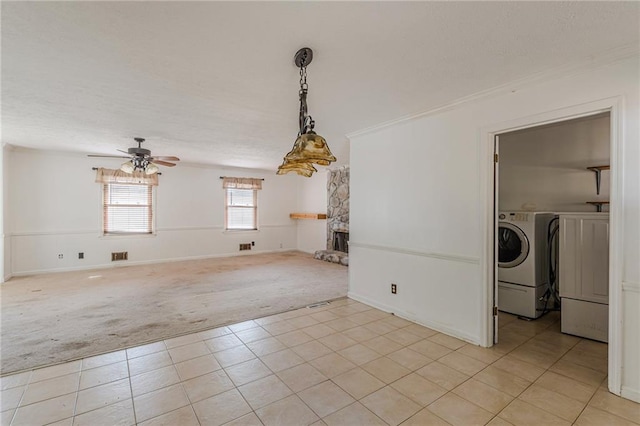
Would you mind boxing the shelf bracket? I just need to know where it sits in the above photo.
[587,166,610,195]
[593,168,602,195]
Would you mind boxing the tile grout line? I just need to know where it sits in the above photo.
[423,314,558,424]
[69,365,82,423]
[7,370,30,426]
[492,315,594,424]
[217,330,262,426]
[571,377,606,425]
[231,305,390,424]
[126,352,139,426]
[233,325,322,425]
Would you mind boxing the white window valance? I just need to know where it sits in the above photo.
[95,168,159,186]
[222,177,263,190]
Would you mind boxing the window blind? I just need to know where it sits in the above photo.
[226,188,257,230]
[103,183,153,234]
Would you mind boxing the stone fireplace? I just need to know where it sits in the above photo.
[315,166,349,265]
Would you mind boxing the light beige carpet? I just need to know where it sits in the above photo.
[0,251,347,375]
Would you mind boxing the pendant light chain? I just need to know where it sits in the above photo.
[299,62,308,91]
[299,61,310,136]
[277,47,336,177]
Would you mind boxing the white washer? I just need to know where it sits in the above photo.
[497,211,557,318]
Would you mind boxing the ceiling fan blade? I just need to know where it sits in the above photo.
[152,160,177,167]
[117,149,130,155]
[87,154,131,159]
[149,156,180,161]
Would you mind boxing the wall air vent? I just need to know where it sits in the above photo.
[239,243,252,251]
[307,301,330,309]
[111,252,128,261]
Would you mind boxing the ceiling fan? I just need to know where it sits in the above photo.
[88,137,180,175]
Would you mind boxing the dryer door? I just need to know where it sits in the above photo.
[498,222,530,268]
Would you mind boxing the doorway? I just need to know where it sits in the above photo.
[483,98,623,395]
[495,111,610,325]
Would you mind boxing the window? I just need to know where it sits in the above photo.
[225,188,257,230]
[221,177,262,230]
[103,183,153,234]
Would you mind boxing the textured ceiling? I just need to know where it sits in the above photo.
[2,2,638,170]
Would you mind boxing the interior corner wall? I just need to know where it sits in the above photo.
[6,148,299,275]
[499,114,610,212]
[1,144,8,282]
[295,170,328,254]
[349,56,639,401]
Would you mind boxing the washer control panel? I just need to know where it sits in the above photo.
[503,212,529,222]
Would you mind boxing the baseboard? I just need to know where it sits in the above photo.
[8,248,298,278]
[621,386,640,403]
[347,291,480,345]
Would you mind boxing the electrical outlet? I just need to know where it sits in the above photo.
[391,283,397,294]
[78,252,84,259]
[58,254,63,259]
[251,241,255,246]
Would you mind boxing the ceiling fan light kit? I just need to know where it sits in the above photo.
[120,160,135,174]
[88,137,180,175]
[277,47,336,178]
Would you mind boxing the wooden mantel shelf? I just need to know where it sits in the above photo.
[290,213,327,220]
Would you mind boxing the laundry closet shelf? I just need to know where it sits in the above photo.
[289,213,327,220]
[586,201,609,212]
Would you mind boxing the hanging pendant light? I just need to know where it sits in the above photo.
[277,47,335,177]
[276,159,317,177]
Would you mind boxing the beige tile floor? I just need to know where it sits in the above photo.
[1,298,639,426]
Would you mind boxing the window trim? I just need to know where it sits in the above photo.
[224,188,258,231]
[102,183,155,236]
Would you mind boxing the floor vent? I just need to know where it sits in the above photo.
[307,301,330,309]
[111,252,128,261]
[239,243,252,251]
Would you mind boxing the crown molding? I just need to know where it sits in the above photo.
[347,44,639,140]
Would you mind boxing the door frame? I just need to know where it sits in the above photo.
[480,97,623,395]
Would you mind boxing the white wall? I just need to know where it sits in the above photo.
[295,170,328,254]
[6,148,299,275]
[349,56,639,401]
[499,113,610,212]
[1,144,8,282]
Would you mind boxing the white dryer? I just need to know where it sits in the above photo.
[497,211,557,318]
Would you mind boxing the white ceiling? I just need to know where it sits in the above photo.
[2,1,638,170]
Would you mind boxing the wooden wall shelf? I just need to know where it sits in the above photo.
[586,201,610,212]
[290,213,327,220]
[587,165,610,171]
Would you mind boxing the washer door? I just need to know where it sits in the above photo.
[498,222,530,268]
